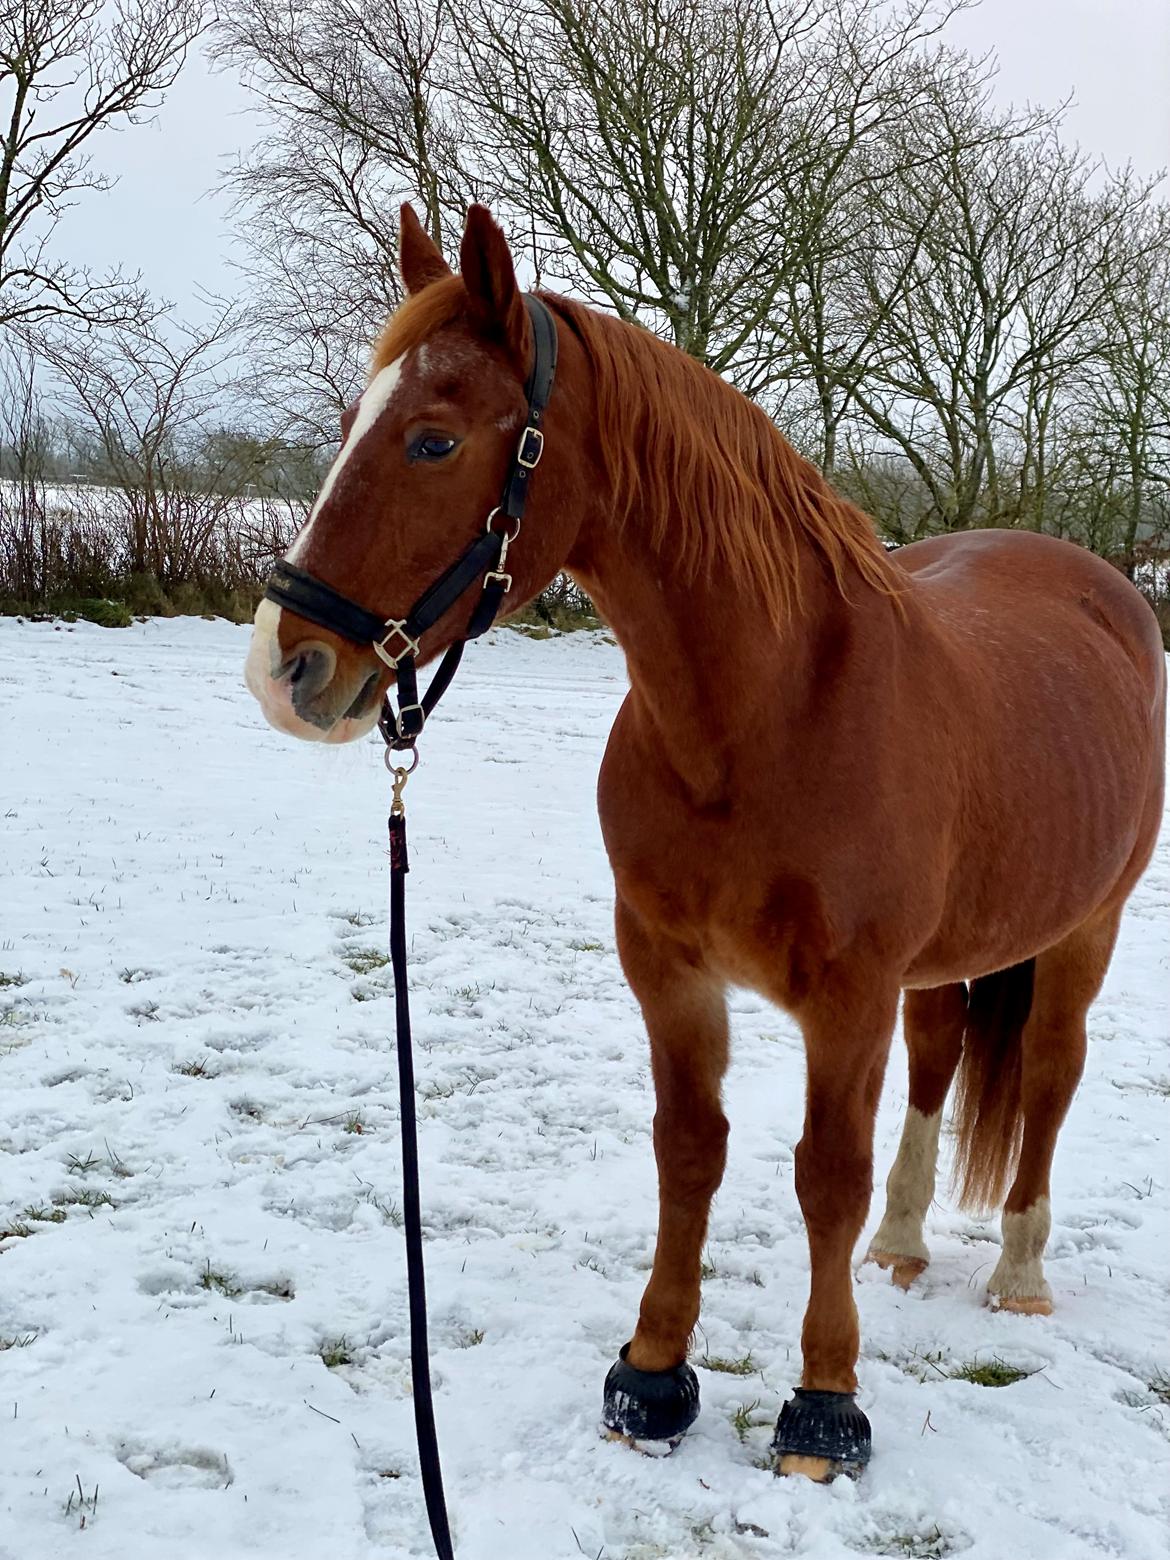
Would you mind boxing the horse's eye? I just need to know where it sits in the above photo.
[410,433,459,463]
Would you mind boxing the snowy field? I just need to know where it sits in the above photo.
[1,616,1167,1560]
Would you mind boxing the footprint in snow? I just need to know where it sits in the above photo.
[116,1442,233,1489]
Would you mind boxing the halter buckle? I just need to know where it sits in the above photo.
[516,426,544,469]
[396,702,426,738]
[373,619,420,668]
[483,569,513,593]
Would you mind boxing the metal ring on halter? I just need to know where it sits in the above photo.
[485,506,522,544]
[384,742,420,776]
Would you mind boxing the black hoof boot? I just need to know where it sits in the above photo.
[772,1389,872,1481]
[601,1343,700,1453]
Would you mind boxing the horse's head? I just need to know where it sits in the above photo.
[245,204,583,743]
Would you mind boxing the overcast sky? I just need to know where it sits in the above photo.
[62,0,1170,318]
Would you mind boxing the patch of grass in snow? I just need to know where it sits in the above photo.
[53,1187,115,1212]
[65,1144,130,1179]
[23,1205,67,1224]
[420,1078,458,1101]
[319,1337,353,1369]
[879,1348,951,1383]
[342,947,389,975]
[1148,1372,1170,1405]
[701,1352,756,1376]
[0,1220,33,1240]
[459,1328,485,1348]
[700,1250,718,1281]
[200,1264,244,1300]
[340,909,377,928]
[729,1398,766,1441]
[63,1474,100,1529]
[859,1527,954,1559]
[452,981,491,1004]
[1112,1073,1170,1097]
[118,967,153,984]
[65,1150,101,1174]
[882,1348,1033,1389]
[354,1176,403,1227]
[174,1057,215,1077]
[255,1276,295,1300]
[0,1003,40,1032]
[949,1356,1033,1388]
[0,970,26,987]
[0,1333,37,1350]
[568,939,605,953]
[200,1264,294,1302]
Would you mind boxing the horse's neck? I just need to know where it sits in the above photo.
[567,509,842,801]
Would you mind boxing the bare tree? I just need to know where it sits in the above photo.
[0,0,203,331]
[456,0,967,378]
[39,303,267,591]
[771,48,1055,474]
[833,78,1157,534]
[214,0,481,445]
[0,341,54,599]
[1065,204,1170,572]
[213,0,1170,586]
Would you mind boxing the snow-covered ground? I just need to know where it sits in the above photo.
[0,617,1166,1560]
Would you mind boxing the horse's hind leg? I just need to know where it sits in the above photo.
[988,907,1122,1315]
[601,897,730,1449]
[867,984,967,1288]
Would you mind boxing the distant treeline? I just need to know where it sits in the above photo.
[1,0,1167,635]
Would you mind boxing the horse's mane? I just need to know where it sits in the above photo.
[371,276,467,369]
[372,278,901,625]
[547,296,901,625]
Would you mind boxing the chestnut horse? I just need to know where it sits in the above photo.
[245,205,1165,1480]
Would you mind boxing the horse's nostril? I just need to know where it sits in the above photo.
[276,644,336,708]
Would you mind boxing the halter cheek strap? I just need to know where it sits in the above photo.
[263,294,559,749]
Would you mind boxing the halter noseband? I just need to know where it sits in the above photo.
[263,294,559,750]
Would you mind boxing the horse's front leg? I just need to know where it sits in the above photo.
[602,896,730,1450]
[774,977,898,1482]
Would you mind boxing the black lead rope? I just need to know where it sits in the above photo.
[386,783,455,1560]
[261,297,559,1557]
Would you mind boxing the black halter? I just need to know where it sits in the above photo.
[263,294,558,750]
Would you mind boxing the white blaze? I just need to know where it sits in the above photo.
[244,597,286,700]
[287,355,407,566]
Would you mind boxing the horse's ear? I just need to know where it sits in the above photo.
[460,204,529,372]
[399,204,452,295]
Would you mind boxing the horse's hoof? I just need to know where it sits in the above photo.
[776,1453,839,1482]
[867,1248,928,1290]
[600,1426,686,1457]
[601,1343,699,1449]
[772,1389,871,1482]
[990,1293,1054,1317]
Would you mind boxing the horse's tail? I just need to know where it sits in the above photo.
[951,959,1036,1213]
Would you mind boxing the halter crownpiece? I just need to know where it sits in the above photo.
[263,294,559,748]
